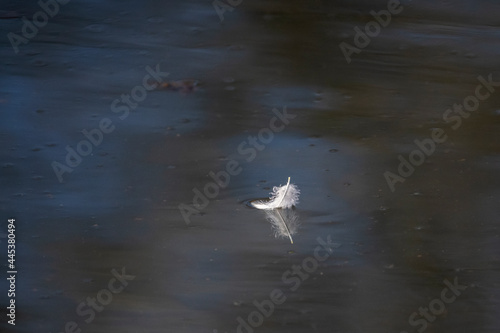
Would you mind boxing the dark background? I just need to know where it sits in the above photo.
[1,0,499,332]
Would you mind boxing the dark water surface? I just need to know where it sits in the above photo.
[1,0,499,332]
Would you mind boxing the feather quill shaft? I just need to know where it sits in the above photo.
[276,177,291,208]
[252,177,300,210]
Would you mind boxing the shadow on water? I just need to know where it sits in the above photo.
[0,0,499,332]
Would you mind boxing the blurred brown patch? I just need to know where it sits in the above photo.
[158,79,199,94]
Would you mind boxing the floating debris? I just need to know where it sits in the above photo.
[158,79,199,93]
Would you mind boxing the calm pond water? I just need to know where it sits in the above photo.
[1,0,499,332]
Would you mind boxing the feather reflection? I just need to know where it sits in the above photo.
[263,208,300,244]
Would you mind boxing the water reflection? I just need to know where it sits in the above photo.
[263,208,300,244]
[1,0,499,332]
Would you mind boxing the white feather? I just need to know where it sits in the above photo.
[251,177,300,210]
